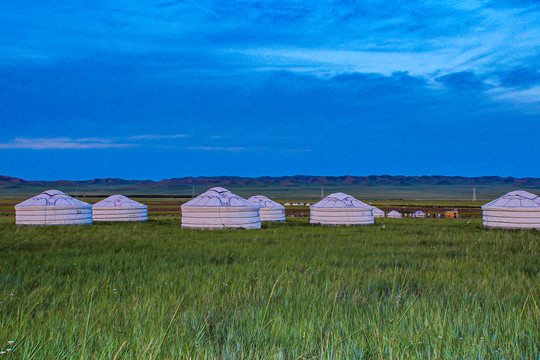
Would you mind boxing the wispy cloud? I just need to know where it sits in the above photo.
[489,85,540,113]
[0,137,135,149]
[185,146,265,152]
[284,149,312,153]
[129,134,188,140]
[0,134,191,150]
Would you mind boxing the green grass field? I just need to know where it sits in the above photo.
[2,182,540,202]
[0,217,538,359]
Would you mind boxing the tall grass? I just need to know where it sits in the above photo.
[0,218,538,359]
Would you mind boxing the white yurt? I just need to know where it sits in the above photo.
[482,190,540,229]
[372,207,385,218]
[306,203,311,206]
[248,195,286,222]
[310,192,374,226]
[387,210,402,218]
[92,195,148,222]
[284,202,291,206]
[412,211,426,218]
[15,190,92,225]
[181,187,261,229]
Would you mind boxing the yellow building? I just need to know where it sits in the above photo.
[445,210,459,219]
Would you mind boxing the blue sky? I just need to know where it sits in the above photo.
[0,0,539,180]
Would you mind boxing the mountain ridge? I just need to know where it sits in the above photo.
[2,174,540,188]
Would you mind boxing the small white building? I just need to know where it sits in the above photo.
[92,195,147,222]
[15,190,92,225]
[387,210,402,218]
[310,192,374,226]
[372,207,385,218]
[248,195,286,222]
[412,211,426,218]
[482,190,540,229]
[181,187,261,229]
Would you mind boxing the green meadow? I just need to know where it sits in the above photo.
[0,217,538,359]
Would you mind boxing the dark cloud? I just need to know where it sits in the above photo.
[0,0,539,178]
[436,71,488,91]
[495,67,540,89]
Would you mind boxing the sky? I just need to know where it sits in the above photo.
[0,0,539,180]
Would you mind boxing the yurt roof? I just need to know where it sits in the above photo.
[93,195,146,209]
[482,190,540,209]
[15,190,91,209]
[413,210,426,215]
[388,210,401,215]
[182,187,258,208]
[372,207,384,214]
[248,195,284,209]
[311,192,371,209]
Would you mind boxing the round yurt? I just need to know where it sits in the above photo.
[92,195,148,222]
[412,211,426,218]
[284,202,291,206]
[482,190,540,229]
[372,207,385,218]
[310,192,374,226]
[181,187,261,229]
[387,210,402,218]
[15,190,92,225]
[248,195,285,222]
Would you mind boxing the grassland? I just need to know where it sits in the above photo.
[2,181,540,202]
[0,216,538,359]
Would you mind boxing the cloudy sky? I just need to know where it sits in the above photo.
[1,0,539,180]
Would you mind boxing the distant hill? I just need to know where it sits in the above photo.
[1,174,540,200]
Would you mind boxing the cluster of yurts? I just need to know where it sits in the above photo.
[14,187,540,229]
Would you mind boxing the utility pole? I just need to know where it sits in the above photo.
[192,186,195,198]
[321,185,324,199]
[472,187,477,202]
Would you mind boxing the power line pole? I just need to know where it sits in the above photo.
[321,185,324,199]
[472,187,477,202]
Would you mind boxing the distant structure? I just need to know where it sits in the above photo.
[310,192,374,226]
[482,190,540,229]
[92,195,148,222]
[387,210,402,218]
[248,195,285,222]
[15,190,92,226]
[181,187,261,229]
[321,186,324,200]
[472,187,477,202]
[372,207,385,218]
